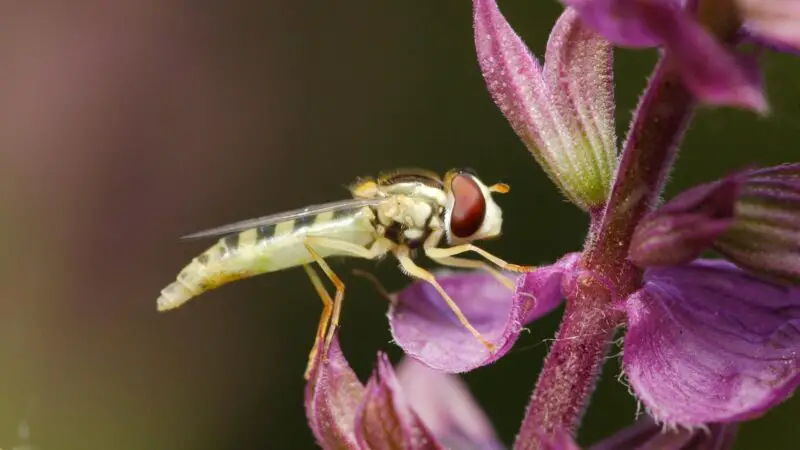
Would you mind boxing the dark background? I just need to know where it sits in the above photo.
[1,1,797,449]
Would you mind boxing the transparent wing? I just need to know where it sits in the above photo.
[181,197,387,240]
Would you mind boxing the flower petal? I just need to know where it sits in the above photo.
[517,252,582,324]
[739,0,800,52]
[654,11,768,112]
[396,358,504,450]
[715,163,800,285]
[589,416,739,450]
[389,270,524,373]
[389,254,579,373]
[560,0,674,47]
[354,354,441,450]
[624,259,800,425]
[474,0,613,209]
[629,174,743,267]
[564,0,767,111]
[304,337,363,449]
[544,7,618,200]
[739,26,800,56]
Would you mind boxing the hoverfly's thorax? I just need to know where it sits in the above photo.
[374,194,444,249]
[350,169,448,207]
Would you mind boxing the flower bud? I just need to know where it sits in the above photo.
[630,175,743,267]
[474,2,617,210]
[715,163,800,284]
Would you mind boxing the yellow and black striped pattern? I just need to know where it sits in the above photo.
[157,205,376,311]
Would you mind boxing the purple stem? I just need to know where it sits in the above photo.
[515,56,697,448]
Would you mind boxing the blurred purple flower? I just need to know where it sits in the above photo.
[389,254,580,372]
[474,0,617,210]
[304,336,504,450]
[738,0,800,53]
[560,0,769,111]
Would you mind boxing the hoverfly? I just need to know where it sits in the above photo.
[158,168,533,378]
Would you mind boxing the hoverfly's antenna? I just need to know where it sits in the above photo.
[489,183,510,194]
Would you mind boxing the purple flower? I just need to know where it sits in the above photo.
[392,253,800,428]
[474,0,617,211]
[560,0,770,111]
[309,335,748,450]
[304,335,505,449]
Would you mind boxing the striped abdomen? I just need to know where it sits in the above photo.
[157,206,377,311]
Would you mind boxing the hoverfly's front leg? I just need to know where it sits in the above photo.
[425,243,536,273]
[428,255,516,290]
[302,263,333,380]
[395,249,497,353]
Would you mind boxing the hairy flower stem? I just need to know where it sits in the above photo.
[516,56,697,448]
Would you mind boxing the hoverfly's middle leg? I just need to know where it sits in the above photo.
[395,249,497,354]
[303,242,346,363]
[425,244,536,273]
[301,236,392,371]
[302,263,333,380]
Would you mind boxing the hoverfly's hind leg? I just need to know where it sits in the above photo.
[424,244,536,273]
[303,241,346,372]
[302,263,333,380]
[427,255,516,290]
[395,251,497,353]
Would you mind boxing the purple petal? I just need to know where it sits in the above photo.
[629,214,733,267]
[354,354,441,450]
[590,416,739,450]
[560,0,676,47]
[474,0,613,209]
[624,259,800,425]
[739,26,800,56]
[564,0,767,111]
[389,254,579,373]
[396,358,504,450]
[389,270,524,373]
[517,252,582,324]
[304,337,363,449]
[629,174,743,267]
[739,0,800,52]
[544,8,618,196]
[655,12,768,112]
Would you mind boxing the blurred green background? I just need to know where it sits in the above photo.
[1,1,798,449]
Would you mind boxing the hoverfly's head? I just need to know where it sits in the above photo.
[443,169,510,244]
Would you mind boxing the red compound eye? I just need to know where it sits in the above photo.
[450,174,486,238]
